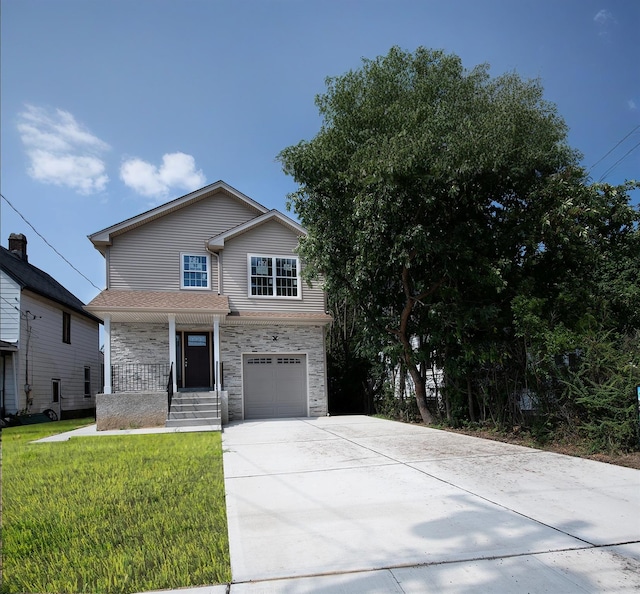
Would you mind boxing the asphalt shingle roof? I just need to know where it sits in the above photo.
[0,245,99,322]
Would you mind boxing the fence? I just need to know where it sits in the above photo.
[111,364,172,393]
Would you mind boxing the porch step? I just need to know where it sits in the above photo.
[166,391,221,429]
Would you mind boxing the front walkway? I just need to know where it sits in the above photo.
[35,422,220,442]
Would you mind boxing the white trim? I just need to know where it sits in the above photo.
[213,317,221,391]
[103,315,112,394]
[89,181,270,250]
[180,252,211,290]
[247,254,302,300]
[168,315,177,393]
[207,210,306,251]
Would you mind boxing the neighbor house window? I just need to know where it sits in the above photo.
[84,366,91,398]
[62,312,71,343]
[52,378,61,403]
[181,253,210,289]
[249,255,300,298]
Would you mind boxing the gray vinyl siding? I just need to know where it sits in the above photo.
[108,193,259,290]
[1,270,20,343]
[223,220,326,312]
[19,291,101,414]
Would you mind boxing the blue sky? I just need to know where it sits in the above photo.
[1,0,639,305]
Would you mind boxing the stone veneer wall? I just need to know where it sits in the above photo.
[111,322,170,390]
[220,324,327,420]
[111,322,169,364]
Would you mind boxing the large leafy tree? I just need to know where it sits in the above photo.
[278,47,581,424]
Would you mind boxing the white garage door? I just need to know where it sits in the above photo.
[243,355,307,419]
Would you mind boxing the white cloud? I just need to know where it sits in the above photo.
[120,152,206,199]
[17,105,110,194]
[593,9,618,39]
[593,9,615,25]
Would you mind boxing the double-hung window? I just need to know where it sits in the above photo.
[181,253,210,289]
[249,255,300,298]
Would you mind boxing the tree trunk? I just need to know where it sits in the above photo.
[393,265,444,425]
[397,359,406,402]
[467,375,476,422]
[404,361,433,424]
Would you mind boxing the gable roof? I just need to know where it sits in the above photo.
[0,246,101,323]
[207,210,306,251]
[88,181,270,253]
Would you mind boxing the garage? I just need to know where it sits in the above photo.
[243,354,307,419]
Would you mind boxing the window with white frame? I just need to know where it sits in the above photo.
[181,253,210,289]
[249,255,300,298]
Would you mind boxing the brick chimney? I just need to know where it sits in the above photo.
[8,233,28,262]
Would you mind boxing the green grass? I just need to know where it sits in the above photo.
[1,419,231,594]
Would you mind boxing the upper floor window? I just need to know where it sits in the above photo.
[181,253,210,289]
[249,255,300,298]
[62,311,71,343]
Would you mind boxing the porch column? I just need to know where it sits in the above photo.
[168,314,178,393]
[213,316,221,391]
[103,315,112,394]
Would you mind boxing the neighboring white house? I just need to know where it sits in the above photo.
[85,181,331,429]
[0,234,102,419]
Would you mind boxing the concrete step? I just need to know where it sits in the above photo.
[170,394,218,402]
[167,391,221,429]
[170,402,220,412]
[165,417,221,429]
[169,410,219,420]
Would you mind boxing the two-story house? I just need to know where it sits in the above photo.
[0,233,102,419]
[85,181,331,430]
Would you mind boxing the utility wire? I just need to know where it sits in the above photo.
[1,192,102,292]
[588,124,640,174]
[597,139,640,183]
[1,295,20,311]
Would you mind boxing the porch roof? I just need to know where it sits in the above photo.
[84,290,230,324]
[225,310,333,325]
[84,291,332,325]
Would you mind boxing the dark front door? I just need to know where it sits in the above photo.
[184,332,211,388]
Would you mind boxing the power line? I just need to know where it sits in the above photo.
[597,139,640,183]
[588,124,640,175]
[1,192,102,292]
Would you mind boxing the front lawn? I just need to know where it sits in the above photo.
[1,420,231,594]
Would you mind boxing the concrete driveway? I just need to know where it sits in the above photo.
[222,415,640,593]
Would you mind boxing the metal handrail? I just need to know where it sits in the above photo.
[167,363,174,412]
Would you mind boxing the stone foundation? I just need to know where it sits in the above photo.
[96,392,167,430]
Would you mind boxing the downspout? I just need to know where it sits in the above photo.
[205,246,222,392]
[208,251,221,295]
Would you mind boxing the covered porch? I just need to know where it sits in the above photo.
[85,290,230,429]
